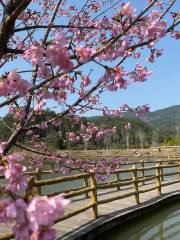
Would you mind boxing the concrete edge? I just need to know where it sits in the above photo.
[60,191,180,240]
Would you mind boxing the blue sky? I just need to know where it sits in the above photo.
[69,0,180,114]
[100,35,180,112]
[0,0,179,117]
[86,0,180,113]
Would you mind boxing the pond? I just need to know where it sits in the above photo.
[40,157,178,195]
[97,201,180,240]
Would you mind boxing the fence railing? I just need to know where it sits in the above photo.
[1,158,180,239]
[168,153,180,159]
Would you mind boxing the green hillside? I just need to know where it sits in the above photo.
[144,105,180,139]
[1,105,180,149]
[89,105,180,147]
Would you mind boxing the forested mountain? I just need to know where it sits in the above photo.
[124,105,180,145]
[144,105,180,124]
[91,105,180,145]
[89,116,152,149]
[1,105,180,149]
[0,112,152,149]
[143,105,180,141]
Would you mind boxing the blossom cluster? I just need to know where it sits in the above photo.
[24,33,74,78]
[68,123,117,143]
[0,153,27,194]
[46,152,125,181]
[0,195,69,240]
[0,71,30,97]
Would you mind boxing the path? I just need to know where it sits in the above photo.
[55,180,180,239]
[1,177,180,239]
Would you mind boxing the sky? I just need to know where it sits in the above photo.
[100,35,180,112]
[0,0,179,117]
[67,0,180,114]
[87,0,180,114]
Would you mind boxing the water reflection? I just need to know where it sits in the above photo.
[98,201,180,240]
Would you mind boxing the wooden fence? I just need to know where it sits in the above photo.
[168,153,180,159]
[1,158,180,239]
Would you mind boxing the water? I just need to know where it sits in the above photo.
[0,157,177,196]
[98,201,180,240]
[40,158,178,195]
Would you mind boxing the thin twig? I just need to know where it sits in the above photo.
[0,0,5,8]
[14,24,100,32]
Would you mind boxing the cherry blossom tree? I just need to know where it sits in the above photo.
[0,0,179,239]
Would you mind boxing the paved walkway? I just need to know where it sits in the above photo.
[1,179,180,239]
[54,179,180,239]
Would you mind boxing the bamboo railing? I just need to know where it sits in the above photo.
[168,153,180,159]
[1,158,180,239]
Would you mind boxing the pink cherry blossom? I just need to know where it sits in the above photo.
[46,33,73,71]
[148,54,155,63]
[23,44,45,66]
[81,76,91,87]
[5,163,28,193]
[7,153,24,163]
[0,71,30,97]
[0,199,15,223]
[76,45,96,63]
[0,141,6,154]
[4,153,27,193]
[156,49,163,57]
[131,64,152,82]
[27,195,69,230]
[120,2,135,18]
[172,31,180,39]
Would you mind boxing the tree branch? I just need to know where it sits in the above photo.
[0,0,5,8]
[0,0,32,58]
[14,24,99,32]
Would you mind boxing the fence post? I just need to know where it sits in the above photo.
[83,176,89,199]
[51,163,55,172]
[141,160,145,185]
[156,163,161,195]
[25,176,35,200]
[90,171,98,218]
[36,168,42,195]
[178,160,180,178]
[116,170,120,191]
[132,165,139,204]
[159,160,164,182]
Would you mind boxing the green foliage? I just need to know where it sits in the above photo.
[144,105,180,140]
[2,105,180,149]
[88,115,152,149]
[164,136,180,146]
[0,114,14,140]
